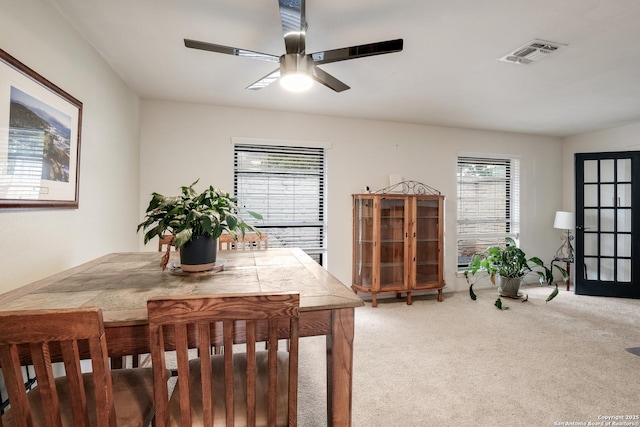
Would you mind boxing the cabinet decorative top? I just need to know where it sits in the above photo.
[373,180,441,195]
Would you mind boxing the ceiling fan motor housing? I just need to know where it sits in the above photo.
[280,53,313,76]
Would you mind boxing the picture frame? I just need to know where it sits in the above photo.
[0,48,82,209]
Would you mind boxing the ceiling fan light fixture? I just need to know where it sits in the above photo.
[279,53,313,92]
[280,72,313,92]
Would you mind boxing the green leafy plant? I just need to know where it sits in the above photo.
[136,179,262,249]
[463,237,568,306]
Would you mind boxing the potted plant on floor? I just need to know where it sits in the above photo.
[137,179,262,272]
[463,237,568,308]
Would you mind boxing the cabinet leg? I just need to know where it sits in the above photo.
[372,294,377,308]
[437,289,443,302]
[406,292,412,305]
[396,292,402,299]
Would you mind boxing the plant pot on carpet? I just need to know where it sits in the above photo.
[463,237,568,309]
[137,179,262,272]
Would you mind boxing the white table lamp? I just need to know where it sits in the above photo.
[554,211,574,261]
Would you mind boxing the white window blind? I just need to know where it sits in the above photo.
[233,144,326,264]
[457,156,520,269]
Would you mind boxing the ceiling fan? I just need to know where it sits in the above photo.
[184,0,403,92]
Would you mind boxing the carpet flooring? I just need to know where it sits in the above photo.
[297,286,640,426]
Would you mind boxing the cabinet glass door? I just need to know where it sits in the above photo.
[415,199,440,283]
[379,198,406,289]
[353,197,374,288]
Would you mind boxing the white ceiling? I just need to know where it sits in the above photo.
[48,0,640,137]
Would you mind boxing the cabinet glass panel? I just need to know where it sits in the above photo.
[353,197,374,288]
[415,199,439,283]
[379,198,405,288]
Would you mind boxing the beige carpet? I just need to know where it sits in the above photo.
[297,286,640,426]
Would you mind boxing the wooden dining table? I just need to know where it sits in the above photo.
[0,248,364,426]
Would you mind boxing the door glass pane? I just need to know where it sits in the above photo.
[617,234,631,257]
[618,259,631,282]
[617,184,631,207]
[584,160,598,183]
[584,257,598,280]
[584,233,598,256]
[601,209,615,231]
[600,159,614,182]
[584,209,599,231]
[618,209,631,232]
[600,233,615,256]
[600,184,615,207]
[617,158,631,182]
[600,258,615,281]
[584,184,598,207]
[600,234,615,257]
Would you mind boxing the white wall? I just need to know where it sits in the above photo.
[0,0,141,294]
[140,100,564,293]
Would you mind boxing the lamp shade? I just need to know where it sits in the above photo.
[554,211,574,230]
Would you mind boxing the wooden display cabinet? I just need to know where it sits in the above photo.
[352,192,445,307]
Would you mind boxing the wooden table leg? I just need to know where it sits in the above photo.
[326,307,355,427]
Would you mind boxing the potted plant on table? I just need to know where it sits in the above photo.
[463,237,568,309]
[137,179,262,272]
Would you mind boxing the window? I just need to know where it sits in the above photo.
[457,156,520,269]
[233,143,326,264]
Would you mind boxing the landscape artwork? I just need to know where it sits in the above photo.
[8,86,72,183]
[0,48,82,208]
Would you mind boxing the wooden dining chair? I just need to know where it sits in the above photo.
[0,307,155,427]
[218,233,268,251]
[147,292,300,427]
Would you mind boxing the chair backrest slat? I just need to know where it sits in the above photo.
[147,292,300,427]
[245,320,257,426]
[0,345,33,427]
[29,342,64,427]
[196,323,214,426]
[218,233,268,251]
[174,323,192,427]
[222,320,235,427]
[60,340,90,426]
[0,308,117,427]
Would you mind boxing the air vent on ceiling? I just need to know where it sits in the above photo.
[498,39,566,64]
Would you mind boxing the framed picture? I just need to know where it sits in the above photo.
[0,48,82,209]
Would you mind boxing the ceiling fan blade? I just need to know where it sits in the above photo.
[184,39,279,62]
[311,39,403,65]
[312,66,350,92]
[278,0,307,54]
[246,68,281,90]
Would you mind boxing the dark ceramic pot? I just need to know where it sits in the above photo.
[179,235,218,272]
